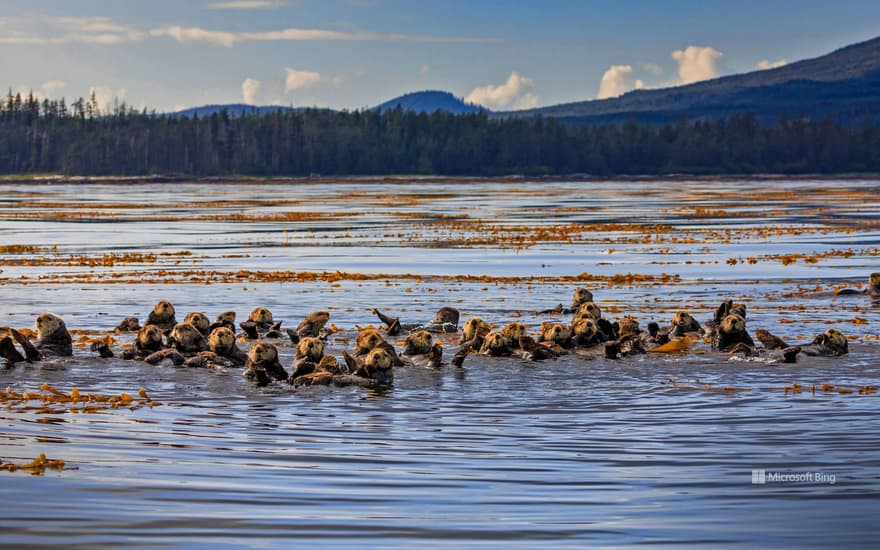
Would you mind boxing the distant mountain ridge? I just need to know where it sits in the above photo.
[502,36,880,125]
[373,90,485,114]
[172,36,880,125]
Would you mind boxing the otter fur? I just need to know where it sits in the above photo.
[32,313,73,357]
[146,301,177,331]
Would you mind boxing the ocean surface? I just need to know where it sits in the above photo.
[1,178,878,548]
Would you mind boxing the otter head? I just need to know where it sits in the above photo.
[482,331,508,354]
[816,328,848,354]
[730,303,747,319]
[869,273,880,287]
[404,330,433,355]
[137,324,164,350]
[297,336,325,362]
[617,317,640,336]
[434,307,460,326]
[208,326,236,354]
[572,288,594,307]
[719,314,746,335]
[355,328,384,354]
[672,311,700,331]
[215,311,236,324]
[575,301,601,320]
[309,311,331,325]
[35,312,66,338]
[169,322,205,353]
[248,307,274,325]
[462,317,489,341]
[364,347,394,385]
[248,342,278,366]
[573,317,598,341]
[501,322,527,346]
[184,312,210,334]
[542,323,571,344]
[153,300,175,319]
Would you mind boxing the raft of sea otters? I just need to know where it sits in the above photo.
[1,273,878,389]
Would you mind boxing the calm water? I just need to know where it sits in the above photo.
[1,179,879,548]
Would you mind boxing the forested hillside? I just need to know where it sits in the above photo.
[2,92,879,176]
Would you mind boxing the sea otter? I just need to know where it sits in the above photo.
[501,322,527,349]
[572,317,602,347]
[122,324,166,360]
[146,300,177,331]
[289,336,326,380]
[538,322,574,349]
[208,311,236,332]
[239,307,283,340]
[144,322,208,365]
[206,326,247,366]
[401,330,442,368]
[183,312,211,336]
[291,311,331,341]
[114,317,141,333]
[711,314,754,352]
[604,317,646,359]
[516,335,560,360]
[836,273,880,297]
[33,312,73,357]
[668,311,701,337]
[336,347,395,387]
[243,342,288,386]
[479,331,513,357]
[372,307,460,336]
[803,328,849,357]
[290,356,350,387]
[541,287,595,314]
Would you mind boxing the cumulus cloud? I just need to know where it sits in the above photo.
[671,45,724,85]
[89,86,127,113]
[204,1,286,8]
[642,63,664,77]
[419,64,430,75]
[756,58,788,70]
[241,78,261,105]
[597,65,645,99]
[41,80,66,95]
[282,68,344,94]
[465,71,538,110]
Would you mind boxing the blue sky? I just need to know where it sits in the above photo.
[2,0,879,112]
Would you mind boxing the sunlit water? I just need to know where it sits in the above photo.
[1,179,879,548]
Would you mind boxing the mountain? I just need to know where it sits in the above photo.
[373,91,485,114]
[504,36,880,125]
[172,104,307,118]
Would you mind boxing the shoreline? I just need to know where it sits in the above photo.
[1,173,879,185]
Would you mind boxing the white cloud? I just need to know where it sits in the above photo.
[419,64,430,76]
[756,58,788,70]
[464,71,538,110]
[597,65,645,99]
[671,45,724,85]
[283,68,343,94]
[204,1,286,8]
[150,26,237,47]
[149,25,489,47]
[89,86,127,113]
[0,15,145,45]
[241,78,261,105]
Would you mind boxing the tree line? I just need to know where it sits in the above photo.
[1,91,879,176]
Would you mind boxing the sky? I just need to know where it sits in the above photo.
[2,0,880,113]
